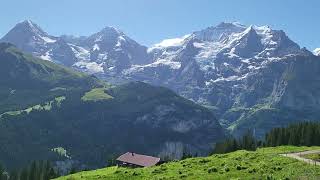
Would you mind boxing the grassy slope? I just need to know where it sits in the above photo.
[56,146,320,180]
[81,88,113,102]
[0,96,65,118]
[0,43,102,113]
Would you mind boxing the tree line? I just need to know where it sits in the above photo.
[212,121,320,154]
[265,122,320,147]
[0,161,58,180]
[212,130,258,154]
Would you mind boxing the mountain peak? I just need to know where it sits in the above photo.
[100,26,124,36]
[241,25,258,36]
[16,20,46,35]
[86,26,127,45]
[0,19,57,57]
[21,19,35,25]
[216,22,246,29]
[193,22,246,42]
[20,20,34,26]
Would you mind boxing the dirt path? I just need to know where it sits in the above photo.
[280,150,320,166]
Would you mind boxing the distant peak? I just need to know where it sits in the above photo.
[244,25,256,33]
[19,20,39,28]
[236,25,260,41]
[216,22,246,29]
[16,19,45,34]
[101,26,124,35]
[22,19,34,24]
[103,26,119,31]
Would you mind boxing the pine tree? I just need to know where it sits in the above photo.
[28,161,37,180]
[213,122,320,154]
[47,167,57,180]
[0,164,6,180]
[19,167,29,180]
[43,161,51,180]
[9,171,20,180]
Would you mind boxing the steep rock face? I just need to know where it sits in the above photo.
[221,54,320,137]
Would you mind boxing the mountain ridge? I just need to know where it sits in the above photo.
[1,20,320,137]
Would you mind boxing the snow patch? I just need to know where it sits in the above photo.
[248,65,260,70]
[116,36,126,47]
[313,48,320,56]
[148,34,190,51]
[40,36,56,43]
[124,59,181,74]
[93,44,100,51]
[205,73,250,86]
[40,50,53,61]
[69,44,90,61]
[213,75,239,83]
[73,61,104,73]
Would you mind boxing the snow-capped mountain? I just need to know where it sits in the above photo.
[122,22,320,137]
[72,26,150,75]
[1,20,78,66]
[0,20,150,76]
[2,20,320,136]
[143,22,303,75]
[124,22,306,94]
[314,48,320,56]
[1,20,57,49]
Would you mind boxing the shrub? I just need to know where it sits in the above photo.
[207,167,218,173]
[248,168,256,173]
[199,159,210,164]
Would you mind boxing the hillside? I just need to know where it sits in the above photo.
[0,42,101,113]
[0,43,225,170]
[55,146,320,180]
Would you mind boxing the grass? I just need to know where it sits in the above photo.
[55,146,320,180]
[0,96,65,119]
[81,88,113,102]
[302,153,320,162]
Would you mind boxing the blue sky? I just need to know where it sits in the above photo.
[0,0,319,50]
